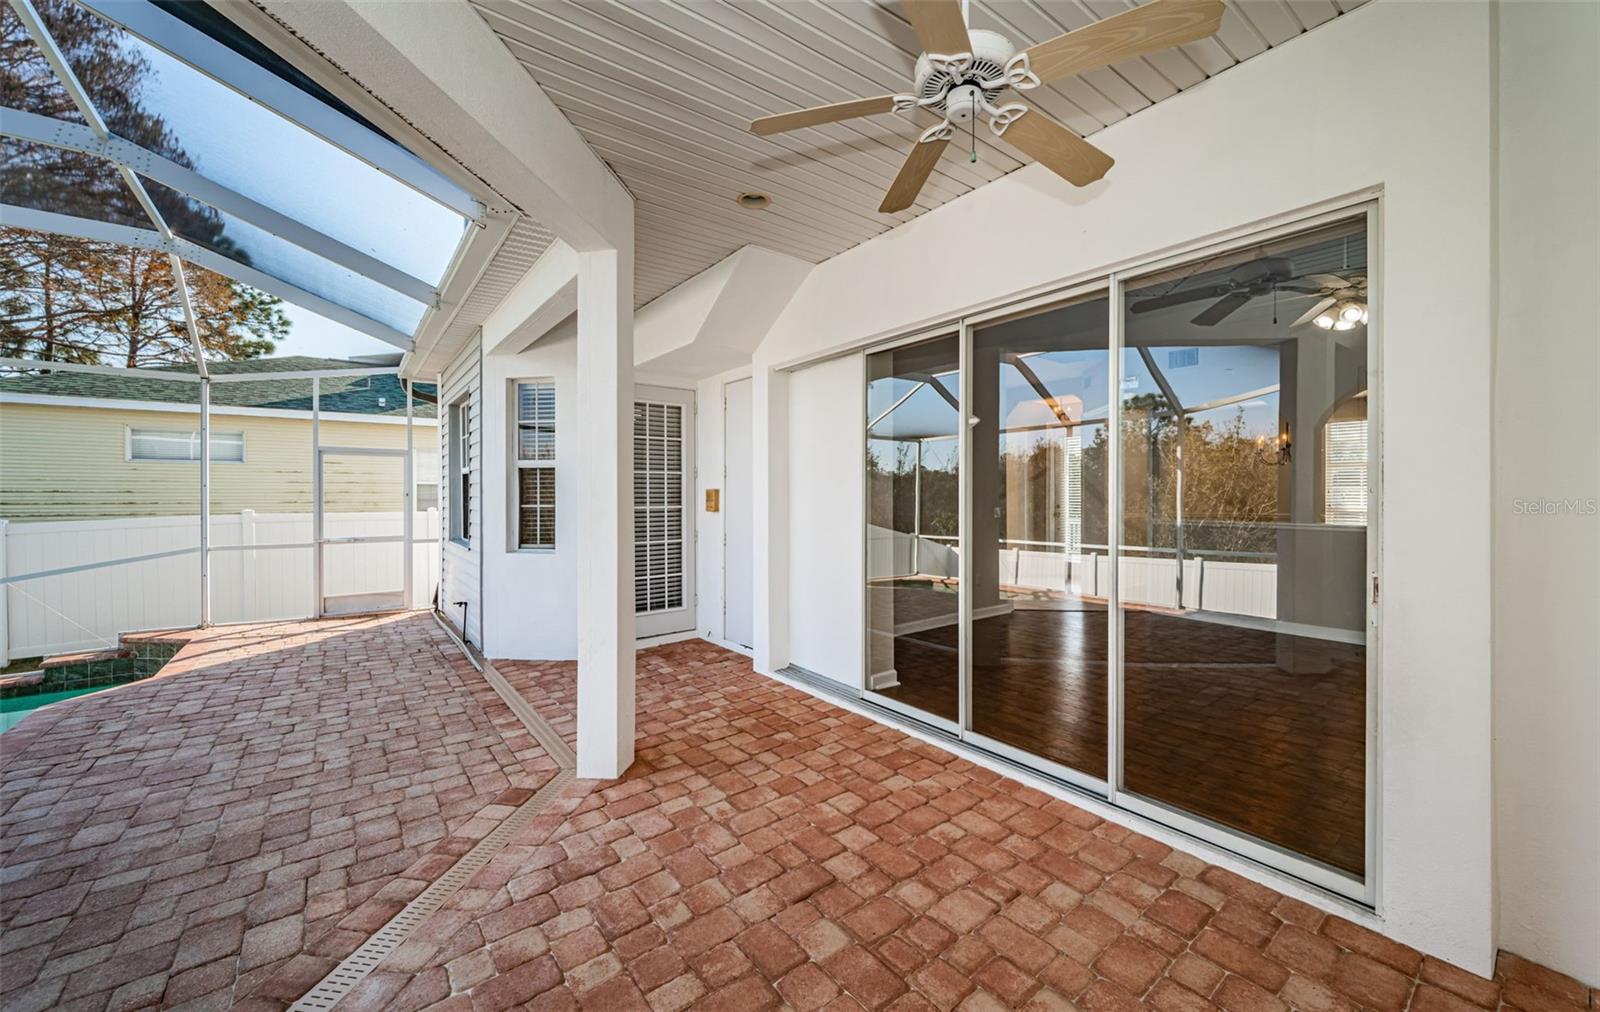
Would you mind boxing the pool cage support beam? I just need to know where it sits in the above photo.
[199,377,211,626]
[312,378,323,615]
[404,383,415,610]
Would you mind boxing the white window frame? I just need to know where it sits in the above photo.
[1324,416,1369,526]
[448,396,472,546]
[125,425,245,463]
[511,378,557,552]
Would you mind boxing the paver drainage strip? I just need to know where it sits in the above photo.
[290,623,578,1011]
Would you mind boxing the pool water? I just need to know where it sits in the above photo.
[0,687,103,733]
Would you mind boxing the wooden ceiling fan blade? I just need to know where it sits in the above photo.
[901,0,972,55]
[880,138,950,213]
[750,96,899,136]
[1300,273,1353,289]
[1130,285,1230,314]
[998,108,1113,187]
[1023,0,1225,85]
[1191,291,1252,326]
[1291,297,1338,328]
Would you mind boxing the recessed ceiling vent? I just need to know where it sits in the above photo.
[736,192,771,209]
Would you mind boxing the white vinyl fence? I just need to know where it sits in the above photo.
[0,510,440,659]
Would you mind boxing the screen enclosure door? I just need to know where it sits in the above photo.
[316,447,409,616]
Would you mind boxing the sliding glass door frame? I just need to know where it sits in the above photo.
[958,282,1115,796]
[860,325,965,737]
[856,198,1381,907]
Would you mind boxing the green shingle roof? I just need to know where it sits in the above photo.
[0,357,438,418]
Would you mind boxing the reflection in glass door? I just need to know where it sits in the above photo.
[968,292,1110,783]
[856,210,1373,896]
[864,335,962,729]
[1117,215,1370,880]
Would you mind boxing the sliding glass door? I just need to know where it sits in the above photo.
[1117,216,1371,881]
[967,291,1110,784]
[864,334,962,729]
[861,208,1375,897]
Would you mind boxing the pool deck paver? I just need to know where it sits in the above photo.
[0,614,557,1011]
[0,617,1594,1011]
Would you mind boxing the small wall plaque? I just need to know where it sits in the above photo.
[705,489,720,513]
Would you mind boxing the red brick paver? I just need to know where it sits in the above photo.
[3,628,1591,1011]
[341,641,1595,1012]
[0,614,559,1011]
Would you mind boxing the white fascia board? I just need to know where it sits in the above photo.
[0,392,438,426]
[482,239,579,356]
[409,208,518,378]
[257,0,633,254]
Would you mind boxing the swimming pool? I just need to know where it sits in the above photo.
[0,686,103,733]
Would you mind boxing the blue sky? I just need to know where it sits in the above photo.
[274,303,398,360]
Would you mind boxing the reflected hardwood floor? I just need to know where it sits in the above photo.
[873,601,1366,876]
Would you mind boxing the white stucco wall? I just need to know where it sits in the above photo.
[746,0,1498,975]
[786,354,865,688]
[479,322,581,660]
[1490,0,1600,986]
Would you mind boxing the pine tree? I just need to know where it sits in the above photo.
[0,0,286,366]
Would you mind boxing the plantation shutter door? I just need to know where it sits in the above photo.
[633,399,686,616]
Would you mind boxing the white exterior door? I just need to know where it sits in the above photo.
[634,386,695,638]
[723,378,754,649]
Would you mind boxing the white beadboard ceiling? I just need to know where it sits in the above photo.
[466,0,1367,308]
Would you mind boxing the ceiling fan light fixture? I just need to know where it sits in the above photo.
[736,192,771,210]
[1313,312,1336,330]
[1338,301,1365,324]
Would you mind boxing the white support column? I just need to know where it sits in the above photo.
[575,247,636,779]
[752,360,789,674]
[199,377,212,627]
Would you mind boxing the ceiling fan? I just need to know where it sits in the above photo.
[1129,257,1348,327]
[748,0,1226,214]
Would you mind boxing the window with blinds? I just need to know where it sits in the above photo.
[449,398,472,544]
[515,380,556,549]
[1324,418,1369,526]
[128,428,244,462]
[633,400,685,614]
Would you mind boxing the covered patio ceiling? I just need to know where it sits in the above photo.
[465,0,1371,307]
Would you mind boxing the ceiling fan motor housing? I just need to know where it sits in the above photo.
[914,29,1016,113]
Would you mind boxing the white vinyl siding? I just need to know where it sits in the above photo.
[513,380,556,550]
[1324,418,1369,526]
[439,337,481,646]
[129,427,244,463]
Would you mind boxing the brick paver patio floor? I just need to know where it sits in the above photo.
[1,619,1593,1011]
[0,614,559,1011]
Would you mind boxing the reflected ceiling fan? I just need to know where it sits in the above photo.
[748,0,1225,213]
[1129,257,1342,326]
[1289,273,1369,329]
